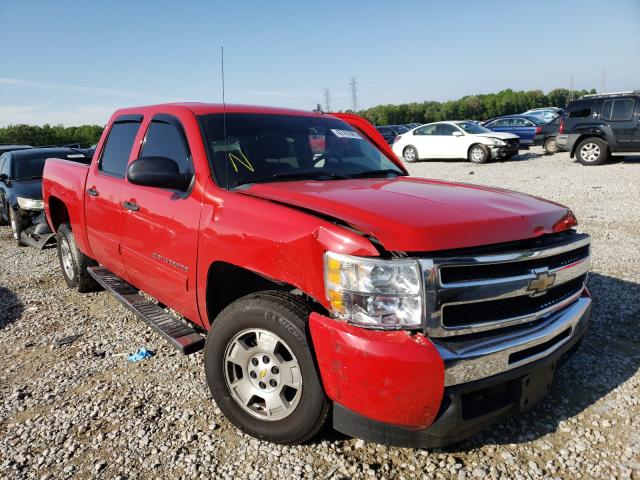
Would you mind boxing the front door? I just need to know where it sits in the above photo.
[435,123,463,157]
[85,116,143,280]
[119,114,201,322]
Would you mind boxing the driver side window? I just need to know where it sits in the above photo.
[436,124,459,136]
[141,118,193,174]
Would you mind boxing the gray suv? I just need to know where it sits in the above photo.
[556,91,640,165]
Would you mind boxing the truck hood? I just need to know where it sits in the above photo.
[474,132,519,140]
[238,177,572,252]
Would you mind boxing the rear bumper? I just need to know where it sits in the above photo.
[310,292,591,448]
[556,134,581,154]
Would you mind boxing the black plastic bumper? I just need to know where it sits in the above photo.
[333,306,590,448]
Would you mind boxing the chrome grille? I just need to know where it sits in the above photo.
[420,233,590,338]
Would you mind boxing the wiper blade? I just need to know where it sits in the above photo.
[348,169,405,178]
[234,170,350,187]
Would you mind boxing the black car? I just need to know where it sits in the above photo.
[0,147,90,247]
[375,125,410,144]
[533,117,562,153]
[556,91,640,165]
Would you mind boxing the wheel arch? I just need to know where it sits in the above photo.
[402,144,419,160]
[48,195,70,233]
[204,261,323,329]
[570,132,608,158]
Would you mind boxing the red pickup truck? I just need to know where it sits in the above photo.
[42,103,591,447]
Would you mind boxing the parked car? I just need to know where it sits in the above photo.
[533,116,562,153]
[392,121,520,164]
[42,103,590,448]
[375,125,409,144]
[556,91,640,165]
[404,123,422,129]
[0,147,90,247]
[482,115,548,146]
[524,108,565,123]
[0,144,32,155]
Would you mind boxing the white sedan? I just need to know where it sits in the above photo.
[392,121,520,164]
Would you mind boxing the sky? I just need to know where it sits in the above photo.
[1,0,639,127]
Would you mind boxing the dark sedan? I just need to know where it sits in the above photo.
[0,147,90,247]
[376,125,409,144]
[533,116,562,153]
[482,115,547,146]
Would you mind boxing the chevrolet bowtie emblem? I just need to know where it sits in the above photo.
[526,268,556,296]
[259,369,267,379]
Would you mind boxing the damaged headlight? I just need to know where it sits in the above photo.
[324,252,422,329]
[17,197,44,211]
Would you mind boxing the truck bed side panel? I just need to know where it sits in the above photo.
[43,158,93,258]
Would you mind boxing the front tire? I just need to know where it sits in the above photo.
[9,207,26,247]
[0,200,9,226]
[402,145,418,163]
[543,136,558,154]
[56,223,98,292]
[205,291,329,444]
[576,137,609,165]
[468,144,490,164]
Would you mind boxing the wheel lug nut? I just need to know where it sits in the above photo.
[270,380,277,387]
[259,382,266,389]
[262,356,270,364]
[271,366,279,374]
[250,371,257,379]
[251,358,259,366]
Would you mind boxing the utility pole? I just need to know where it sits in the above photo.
[323,88,331,112]
[569,74,575,101]
[600,68,606,93]
[349,76,358,112]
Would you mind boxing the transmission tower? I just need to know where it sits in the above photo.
[323,88,331,111]
[349,76,359,112]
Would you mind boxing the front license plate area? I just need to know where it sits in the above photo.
[518,362,557,412]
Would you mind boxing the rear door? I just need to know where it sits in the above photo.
[412,124,439,159]
[119,114,201,321]
[85,115,142,280]
[513,117,537,144]
[487,118,513,135]
[600,97,638,150]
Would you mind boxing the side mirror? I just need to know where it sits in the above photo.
[452,131,463,137]
[127,157,192,191]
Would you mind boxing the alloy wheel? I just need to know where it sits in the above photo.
[60,236,75,280]
[580,143,600,162]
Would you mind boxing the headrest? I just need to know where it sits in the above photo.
[258,136,290,159]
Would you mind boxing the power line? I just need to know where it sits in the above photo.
[323,88,331,111]
[349,76,358,112]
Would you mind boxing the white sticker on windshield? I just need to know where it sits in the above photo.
[330,129,362,139]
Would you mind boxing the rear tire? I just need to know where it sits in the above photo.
[468,144,490,164]
[402,145,418,163]
[576,137,609,165]
[543,137,558,154]
[56,223,99,292]
[205,291,329,445]
[9,207,26,247]
[0,199,8,226]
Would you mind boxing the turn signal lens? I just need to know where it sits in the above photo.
[553,210,578,232]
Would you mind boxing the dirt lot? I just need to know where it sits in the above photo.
[1,147,639,479]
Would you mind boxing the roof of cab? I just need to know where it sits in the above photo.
[110,103,324,120]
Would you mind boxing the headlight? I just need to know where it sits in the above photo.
[492,139,506,146]
[17,197,44,211]
[324,252,422,329]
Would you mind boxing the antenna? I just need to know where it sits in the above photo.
[221,46,229,190]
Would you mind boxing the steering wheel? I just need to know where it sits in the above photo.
[313,153,344,168]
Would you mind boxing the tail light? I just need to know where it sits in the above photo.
[558,119,564,134]
[535,126,542,134]
[393,135,401,143]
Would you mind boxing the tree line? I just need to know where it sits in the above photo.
[0,124,104,148]
[356,88,596,126]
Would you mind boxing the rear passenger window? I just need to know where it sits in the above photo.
[141,119,192,173]
[568,103,592,118]
[99,121,141,177]
[602,99,634,121]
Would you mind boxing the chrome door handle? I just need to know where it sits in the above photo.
[122,201,139,212]
[87,187,99,197]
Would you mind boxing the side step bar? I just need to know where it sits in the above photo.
[87,266,205,354]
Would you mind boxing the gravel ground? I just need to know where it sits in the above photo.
[1,147,639,479]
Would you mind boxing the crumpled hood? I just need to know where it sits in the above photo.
[474,132,519,140]
[238,176,572,252]
[11,179,43,201]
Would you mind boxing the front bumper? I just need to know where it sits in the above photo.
[491,144,520,158]
[310,292,591,448]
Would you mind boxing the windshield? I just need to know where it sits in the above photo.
[457,121,492,134]
[199,113,404,187]
[13,156,47,180]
